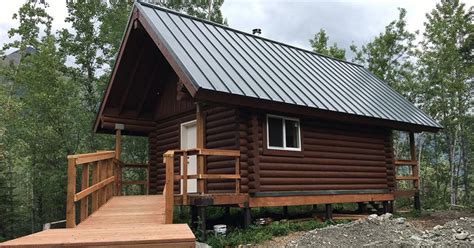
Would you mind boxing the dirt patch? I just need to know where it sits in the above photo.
[409,210,474,230]
[254,212,474,247]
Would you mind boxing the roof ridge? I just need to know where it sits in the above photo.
[137,1,364,68]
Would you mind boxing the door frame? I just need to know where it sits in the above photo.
[180,119,197,194]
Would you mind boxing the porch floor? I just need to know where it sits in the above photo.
[1,195,195,247]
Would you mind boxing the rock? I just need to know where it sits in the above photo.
[380,213,393,220]
[454,232,469,240]
[368,214,379,221]
[433,225,443,231]
[395,217,406,224]
[196,242,211,248]
[410,235,423,241]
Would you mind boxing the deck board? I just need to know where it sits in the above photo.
[1,195,195,247]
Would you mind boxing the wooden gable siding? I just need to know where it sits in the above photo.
[254,113,393,193]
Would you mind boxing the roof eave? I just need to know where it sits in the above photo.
[195,88,442,133]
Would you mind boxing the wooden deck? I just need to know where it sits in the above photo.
[1,195,195,247]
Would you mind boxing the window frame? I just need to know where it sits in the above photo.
[266,114,302,151]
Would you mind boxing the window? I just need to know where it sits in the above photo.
[266,115,301,151]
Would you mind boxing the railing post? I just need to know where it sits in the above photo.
[182,152,188,204]
[196,104,206,194]
[80,163,89,222]
[91,162,99,212]
[66,157,76,228]
[164,153,174,224]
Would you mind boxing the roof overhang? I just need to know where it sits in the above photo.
[195,89,441,133]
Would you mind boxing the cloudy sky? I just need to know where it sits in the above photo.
[0,0,471,56]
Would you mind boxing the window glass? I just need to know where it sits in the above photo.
[285,119,299,148]
[268,117,283,147]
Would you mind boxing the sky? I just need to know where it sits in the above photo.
[0,0,472,56]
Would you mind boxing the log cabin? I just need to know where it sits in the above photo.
[94,1,441,234]
[1,2,443,246]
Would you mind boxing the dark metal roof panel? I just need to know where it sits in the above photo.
[137,2,442,129]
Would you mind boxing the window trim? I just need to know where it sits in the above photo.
[266,114,301,151]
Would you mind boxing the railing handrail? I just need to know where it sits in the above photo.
[66,151,119,228]
[163,148,241,224]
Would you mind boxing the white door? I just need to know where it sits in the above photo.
[180,120,197,193]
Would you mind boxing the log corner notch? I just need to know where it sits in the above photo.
[394,131,421,210]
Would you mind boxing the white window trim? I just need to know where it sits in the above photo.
[266,114,301,151]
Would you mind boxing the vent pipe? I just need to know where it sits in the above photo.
[252,28,262,36]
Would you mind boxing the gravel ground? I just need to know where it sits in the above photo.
[284,213,474,247]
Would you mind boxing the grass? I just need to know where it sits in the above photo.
[206,219,346,247]
[172,205,355,247]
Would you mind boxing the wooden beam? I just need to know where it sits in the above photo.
[74,176,116,202]
[66,158,76,228]
[69,151,115,165]
[394,160,417,166]
[164,155,174,224]
[196,103,206,194]
[115,129,122,160]
[249,193,394,208]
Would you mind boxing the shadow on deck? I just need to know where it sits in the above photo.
[1,195,195,247]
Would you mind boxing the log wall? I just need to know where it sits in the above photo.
[149,104,395,196]
[256,113,393,193]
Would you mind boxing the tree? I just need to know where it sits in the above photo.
[418,0,473,206]
[350,8,418,99]
[309,29,345,60]
[164,0,227,24]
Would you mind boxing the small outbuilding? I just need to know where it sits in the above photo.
[95,1,441,236]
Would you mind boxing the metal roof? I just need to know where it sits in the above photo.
[136,2,441,130]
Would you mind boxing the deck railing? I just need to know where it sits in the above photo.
[66,151,118,228]
[163,148,240,224]
[114,160,149,195]
[66,151,149,228]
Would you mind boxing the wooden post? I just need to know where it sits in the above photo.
[80,163,89,222]
[164,154,174,224]
[325,204,333,221]
[243,205,251,228]
[91,162,99,212]
[196,103,206,194]
[190,206,198,229]
[198,206,207,241]
[115,126,123,195]
[98,160,107,206]
[182,151,188,205]
[106,159,113,200]
[115,127,122,160]
[409,132,421,210]
[66,157,76,228]
[382,201,389,214]
[283,206,289,217]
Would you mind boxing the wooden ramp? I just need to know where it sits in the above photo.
[1,195,195,247]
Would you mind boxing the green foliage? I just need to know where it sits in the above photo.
[206,220,340,247]
[163,0,227,25]
[350,8,418,99]
[309,29,345,59]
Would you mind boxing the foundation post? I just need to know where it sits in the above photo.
[243,204,251,228]
[197,206,207,241]
[325,204,333,221]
